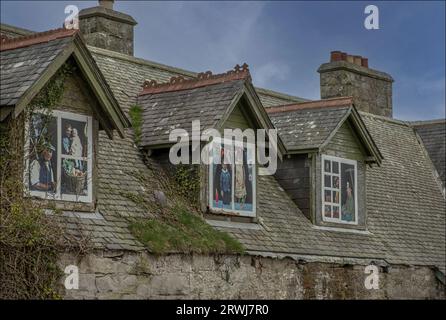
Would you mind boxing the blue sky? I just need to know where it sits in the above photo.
[1,1,445,120]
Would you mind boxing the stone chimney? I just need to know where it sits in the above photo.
[79,0,137,55]
[318,51,394,117]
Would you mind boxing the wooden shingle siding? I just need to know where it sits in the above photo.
[224,104,251,130]
[323,120,366,161]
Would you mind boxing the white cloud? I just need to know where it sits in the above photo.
[252,61,290,88]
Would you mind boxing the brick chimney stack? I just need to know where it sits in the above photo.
[318,51,394,117]
[79,0,137,55]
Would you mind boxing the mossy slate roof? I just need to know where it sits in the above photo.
[138,80,244,147]
[411,120,446,186]
[269,105,351,151]
[88,46,306,114]
[0,37,72,106]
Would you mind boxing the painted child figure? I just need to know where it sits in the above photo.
[220,164,231,206]
[234,147,247,209]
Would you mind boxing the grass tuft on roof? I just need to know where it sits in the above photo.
[129,205,244,255]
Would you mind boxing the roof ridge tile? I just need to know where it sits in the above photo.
[266,96,353,114]
[139,63,251,96]
[0,27,78,52]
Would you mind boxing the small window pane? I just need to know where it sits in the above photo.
[61,160,88,196]
[61,118,88,157]
[324,175,331,187]
[28,113,58,193]
[211,142,233,210]
[332,161,339,174]
[333,206,340,218]
[234,146,254,212]
[332,191,339,203]
[324,205,332,218]
[324,160,331,173]
[332,176,339,189]
[324,189,331,202]
[212,164,232,210]
[341,163,355,222]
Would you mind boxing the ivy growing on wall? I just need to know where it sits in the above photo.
[129,104,143,145]
[174,164,201,209]
[0,61,88,299]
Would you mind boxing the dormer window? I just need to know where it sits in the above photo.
[208,137,256,217]
[322,155,358,224]
[25,110,93,203]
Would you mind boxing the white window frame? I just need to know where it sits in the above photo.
[208,137,256,218]
[24,109,93,203]
[321,154,358,225]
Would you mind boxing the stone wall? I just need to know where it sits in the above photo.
[318,61,393,117]
[59,251,445,299]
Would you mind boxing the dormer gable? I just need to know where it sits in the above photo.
[0,28,129,137]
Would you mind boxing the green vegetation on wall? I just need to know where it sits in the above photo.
[129,205,244,255]
[0,61,88,299]
[129,104,143,145]
[123,159,244,255]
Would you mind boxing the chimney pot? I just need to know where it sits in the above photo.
[99,0,114,10]
[331,51,343,62]
[346,55,354,64]
[353,55,362,66]
[361,57,369,68]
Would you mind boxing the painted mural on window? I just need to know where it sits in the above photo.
[322,156,357,224]
[28,113,58,194]
[60,118,89,196]
[209,139,255,217]
[27,110,93,203]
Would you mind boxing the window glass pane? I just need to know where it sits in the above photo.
[332,161,339,174]
[324,160,331,173]
[28,113,57,193]
[324,174,331,187]
[333,206,340,218]
[234,146,254,212]
[332,176,339,189]
[61,160,88,196]
[211,143,232,210]
[61,118,88,157]
[324,205,332,218]
[324,189,331,202]
[341,163,355,222]
[332,191,339,204]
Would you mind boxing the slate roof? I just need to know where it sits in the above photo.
[88,46,305,115]
[268,103,351,151]
[138,80,244,147]
[0,23,34,38]
[410,119,446,186]
[220,112,445,272]
[256,87,309,107]
[361,114,445,270]
[0,31,75,106]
